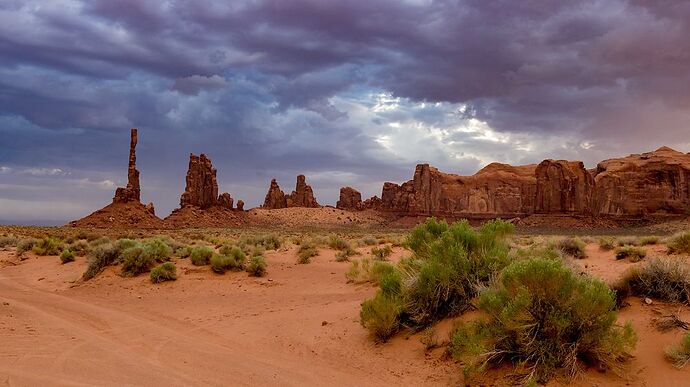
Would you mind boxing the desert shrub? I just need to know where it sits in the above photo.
[83,242,122,280]
[210,254,235,273]
[32,237,63,256]
[615,246,646,262]
[556,237,586,259]
[360,292,402,342]
[16,238,37,256]
[371,245,393,260]
[638,236,660,246]
[141,239,173,263]
[328,235,350,250]
[60,250,75,264]
[598,237,616,251]
[297,242,318,264]
[668,232,690,255]
[89,236,112,247]
[150,262,177,283]
[0,236,17,249]
[246,234,281,250]
[511,245,562,261]
[68,240,89,256]
[246,255,267,277]
[618,258,690,303]
[251,245,266,257]
[359,218,515,341]
[116,238,138,252]
[346,259,363,282]
[176,246,192,258]
[617,237,639,247]
[120,246,155,276]
[190,246,214,266]
[335,248,356,262]
[451,258,636,384]
[666,332,690,369]
[362,236,378,246]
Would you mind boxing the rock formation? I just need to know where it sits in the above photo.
[263,179,288,209]
[535,160,595,214]
[337,187,362,210]
[113,128,141,204]
[178,153,242,210]
[263,175,319,208]
[236,200,245,211]
[594,147,690,216]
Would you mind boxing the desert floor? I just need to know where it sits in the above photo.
[1,243,690,386]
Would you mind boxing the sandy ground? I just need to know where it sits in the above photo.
[1,243,690,386]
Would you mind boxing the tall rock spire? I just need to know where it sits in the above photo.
[113,128,141,203]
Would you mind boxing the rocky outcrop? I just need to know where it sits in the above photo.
[594,147,690,216]
[179,153,241,210]
[236,200,245,211]
[263,175,320,209]
[263,179,288,209]
[336,187,362,210]
[535,160,595,214]
[287,175,320,208]
[113,128,141,203]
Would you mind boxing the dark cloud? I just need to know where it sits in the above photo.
[1,0,689,223]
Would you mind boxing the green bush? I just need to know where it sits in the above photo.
[211,254,236,273]
[297,242,318,264]
[615,246,646,262]
[116,238,138,252]
[176,246,192,258]
[328,235,350,250]
[360,292,402,343]
[335,247,356,262]
[666,332,690,368]
[141,239,173,262]
[638,236,660,246]
[371,245,393,260]
[451,258,636,384]
[244,234,281,250]
[668,232,690,254]
[246,255,267,277]
[190,246,214,266]
[150,262,177,283]
[83,242,123,280]
[120,246,154,276]
[16,238,37,256]
[556,237,587,259]
[598,237,616,251]
[359,218,515,341]
[32,237,63,256]
[617,237,639,247]
[60,250,75,264]
[68,240,89,256]
[618,258,690,303]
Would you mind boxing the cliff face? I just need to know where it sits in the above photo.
[594,147,690,216]
[535,160,595,214]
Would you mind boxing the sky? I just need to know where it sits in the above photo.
[1,0,690,225]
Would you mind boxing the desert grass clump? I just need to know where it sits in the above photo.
[68,240,89,256]
[360,292,403,342]
[638,236,660,246]
[666,332,690,369]
[297,242,318,264]
[83,242,123,280]
[190,246,214,266]
[246,255,267,277]
[335,247,357,262]
[60,250,75,264]
[617,237,639,247]
[244,234,281,251]
[556,237,587,259]
[359,218,515,341]
[615,246,646,262]
[32,237,63,256]
[362,236,378,246]
[328,235,350,250]
[617,258,690,303]
[451,258,636,384]
[211,247,246,273]
[0,236,17,249]
[16,238,37,256]
[598,237,616,251]
[371,245,393,260]
[668,232,690,255]
[150,262,177,283]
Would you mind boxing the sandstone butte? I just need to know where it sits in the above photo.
[71,129,690,228]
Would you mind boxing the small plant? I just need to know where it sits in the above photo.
[32,237,63,256]
[451,258,636,384]
[0,236,17,249]
[668,232,690,254]
[120,246,154,276]
[328,235,350,250]
[297,242,318,264]
[60,250,75,264]
[359,292,402,343]
[150,262,177,283]
[335,246,357,262]
[556,237,586,259]
[617,258,690,303]
[617,237,639,247]
[176,246,192,258]
[666,332,690,369]
[615,246,647,262]
[116,238,138,252]
[210,254,234,273]
[246,255,267,277]
[420,327,440,351]
[16,238,37,256]
[638,236,660,246]
[371,245,393,260]
[141,238,173,262]
[83,242,122,280]
[598,237,616,251]
[362,236,378,246]
[190,246,214,266]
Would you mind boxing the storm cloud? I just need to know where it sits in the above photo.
[1,0,689,224]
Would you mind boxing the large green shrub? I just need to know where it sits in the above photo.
[120,246,154,276]
[60,250,75,264]
[190,246,214,266]
[246,255,267,277]
[359,218,515,340]
[451,258,636,384]
[32,237,63,256]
